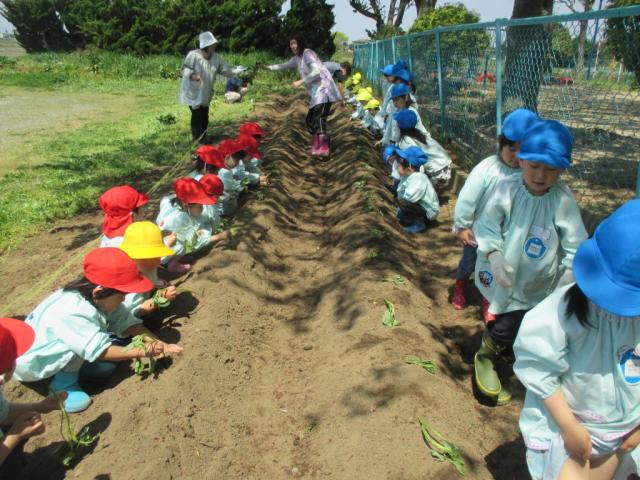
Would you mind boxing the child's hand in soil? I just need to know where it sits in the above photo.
[457,229,477,247]
[138,299,158,316]
[148,341,183,358]
[619,426,640,453]
[561,422,592,462]
[211,230,230,242]
[259,175,268,186]
[38,391,68,413]
[162,286,178,302]
[9,412,45,439]
[163,232,177,247]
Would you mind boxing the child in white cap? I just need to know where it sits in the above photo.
[514,199,640,480]
[451,108,539,320]
[472,119,588,406]
[179,31,235,143]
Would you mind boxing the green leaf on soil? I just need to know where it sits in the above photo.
[383,274,406,285]
[57,399,101,466]
[418,417,466,476]
[123,334,156,375]
[403,356,436,374]
[382,299,398,327]
[152,289,171,308]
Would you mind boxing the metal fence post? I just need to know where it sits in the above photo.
[406,36,413,71]
[435,29,446,136]
[495,19,504,137]
[392,36,397,63]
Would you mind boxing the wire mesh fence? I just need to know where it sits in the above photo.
[353,6,640,220]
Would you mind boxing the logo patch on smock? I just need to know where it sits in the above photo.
[618,346,640,385]
[479,270,493,287]
[524,237,547,259]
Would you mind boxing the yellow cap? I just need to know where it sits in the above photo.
[120,221,175,259]
[364,98,380,110]
[356,90,372,102]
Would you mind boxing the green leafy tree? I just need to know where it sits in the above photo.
[409,3,490,53]
[606,0,640,84]
[550,23,576,68]
[282,0,336,58]
[1,0,73,52]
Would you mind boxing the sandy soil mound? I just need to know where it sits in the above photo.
[4,95,528,479]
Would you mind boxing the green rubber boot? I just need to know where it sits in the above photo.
[474,332,502,398]
[496,380,512,406]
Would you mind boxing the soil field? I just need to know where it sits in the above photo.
[1,94,527,479]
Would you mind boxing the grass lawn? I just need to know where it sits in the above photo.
[0,49,297,252]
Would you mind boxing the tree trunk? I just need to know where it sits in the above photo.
[576,1,594,75]
[503,0,554,112]
[415,0,437,17]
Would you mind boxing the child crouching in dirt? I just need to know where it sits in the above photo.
[236,134,268,187]
[394,146,440,234]
[361,98,384,137]
[0,318,68,477]
[351,88,372,122]
[514,200,640,480]
[189,144,225,181]
[451,108,539,320]
[157,177,221,273]
[98,185,149,248]
[119,221,177,318]
[472,119,587,406]
[239,121,267,183]
[13,248,182,413]
[394,109,452,189]
[197,174,229,240]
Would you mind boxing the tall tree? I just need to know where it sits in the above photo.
[503,0,554,111]
[1,0,72,52]
[558,0,595,72]
[349,0,437,38]
[282,0,336,57]
[606,0,640,84]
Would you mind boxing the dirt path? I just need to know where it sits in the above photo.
[4,95,528,479]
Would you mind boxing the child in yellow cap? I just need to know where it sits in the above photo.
[362,98,383,136]
[351,87,372,122]
[119,221,178,317]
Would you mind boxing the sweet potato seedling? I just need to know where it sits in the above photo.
[382,299,398,327]
[403,356,436,374]
[57,399,101,466]
[123,334,157,375]
[383,274,406,286]
[152,288,171,308]
[418,417,466,476]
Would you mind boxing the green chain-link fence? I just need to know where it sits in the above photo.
[353,5,640,220]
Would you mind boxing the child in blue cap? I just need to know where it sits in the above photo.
[472,119,588,406]
[395,108,452,188]
[394,146,440,234]
[514,199,640,480]
[381,83,425,146]
[451,108,540,320]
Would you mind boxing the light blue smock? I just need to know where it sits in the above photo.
[99,235,124,248]
[453,154,519,231]
[217,168,242,216]
[157,207,211,258]
[187,171,202,181]
[351,103,365,121]
[473,175,588,314]
[123,269,160,317]
[514,285,640,478]
[14,290,141,382]
[243,157,262,185]
[397,172,440,220]
[398,134,451,181]
[197,204,222,234]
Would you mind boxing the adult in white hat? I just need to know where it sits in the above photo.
[179,31,234,143]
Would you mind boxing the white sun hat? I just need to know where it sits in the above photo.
[199,31,218,49]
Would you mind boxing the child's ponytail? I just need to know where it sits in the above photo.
[399,127,427,145]
[564,283,592,328]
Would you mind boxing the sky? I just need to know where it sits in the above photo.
[0,1,576,38]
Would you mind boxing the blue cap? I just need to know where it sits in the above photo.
[573,199,640,316]
[517,119,573,169]
[393,109,418,129]
[392,59,409,73]
[502,108,540,142]
[390,83,411,98]
[383,145,397,166]
[396,146,428,168]
[379,64,395,76]
[394,69,413,83]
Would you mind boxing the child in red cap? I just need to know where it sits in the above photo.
[189,145,225,181]
[237,134,268,187]
[217,139,248,216]
[14,248,182,413]
[239,122,267,182]
[99,185,149,248]
[0,318,67,474]
[198,174,229,242]
[156,177,218,273]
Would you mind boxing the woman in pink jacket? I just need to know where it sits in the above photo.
[268,33,341,157]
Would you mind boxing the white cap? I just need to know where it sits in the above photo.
[199,31,217,49]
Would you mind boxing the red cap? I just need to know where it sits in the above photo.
[172,177,215,205]
[195,145,225,168]
[99,186,149,238]
[0,318,35,374]
[83,248,153,293]
[199,174,224,201]
[237,134,262,159]
[217,139,245,157]
[239,122,266,137]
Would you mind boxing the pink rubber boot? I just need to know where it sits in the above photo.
[317,134,330,157]
[310,134,321,156]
